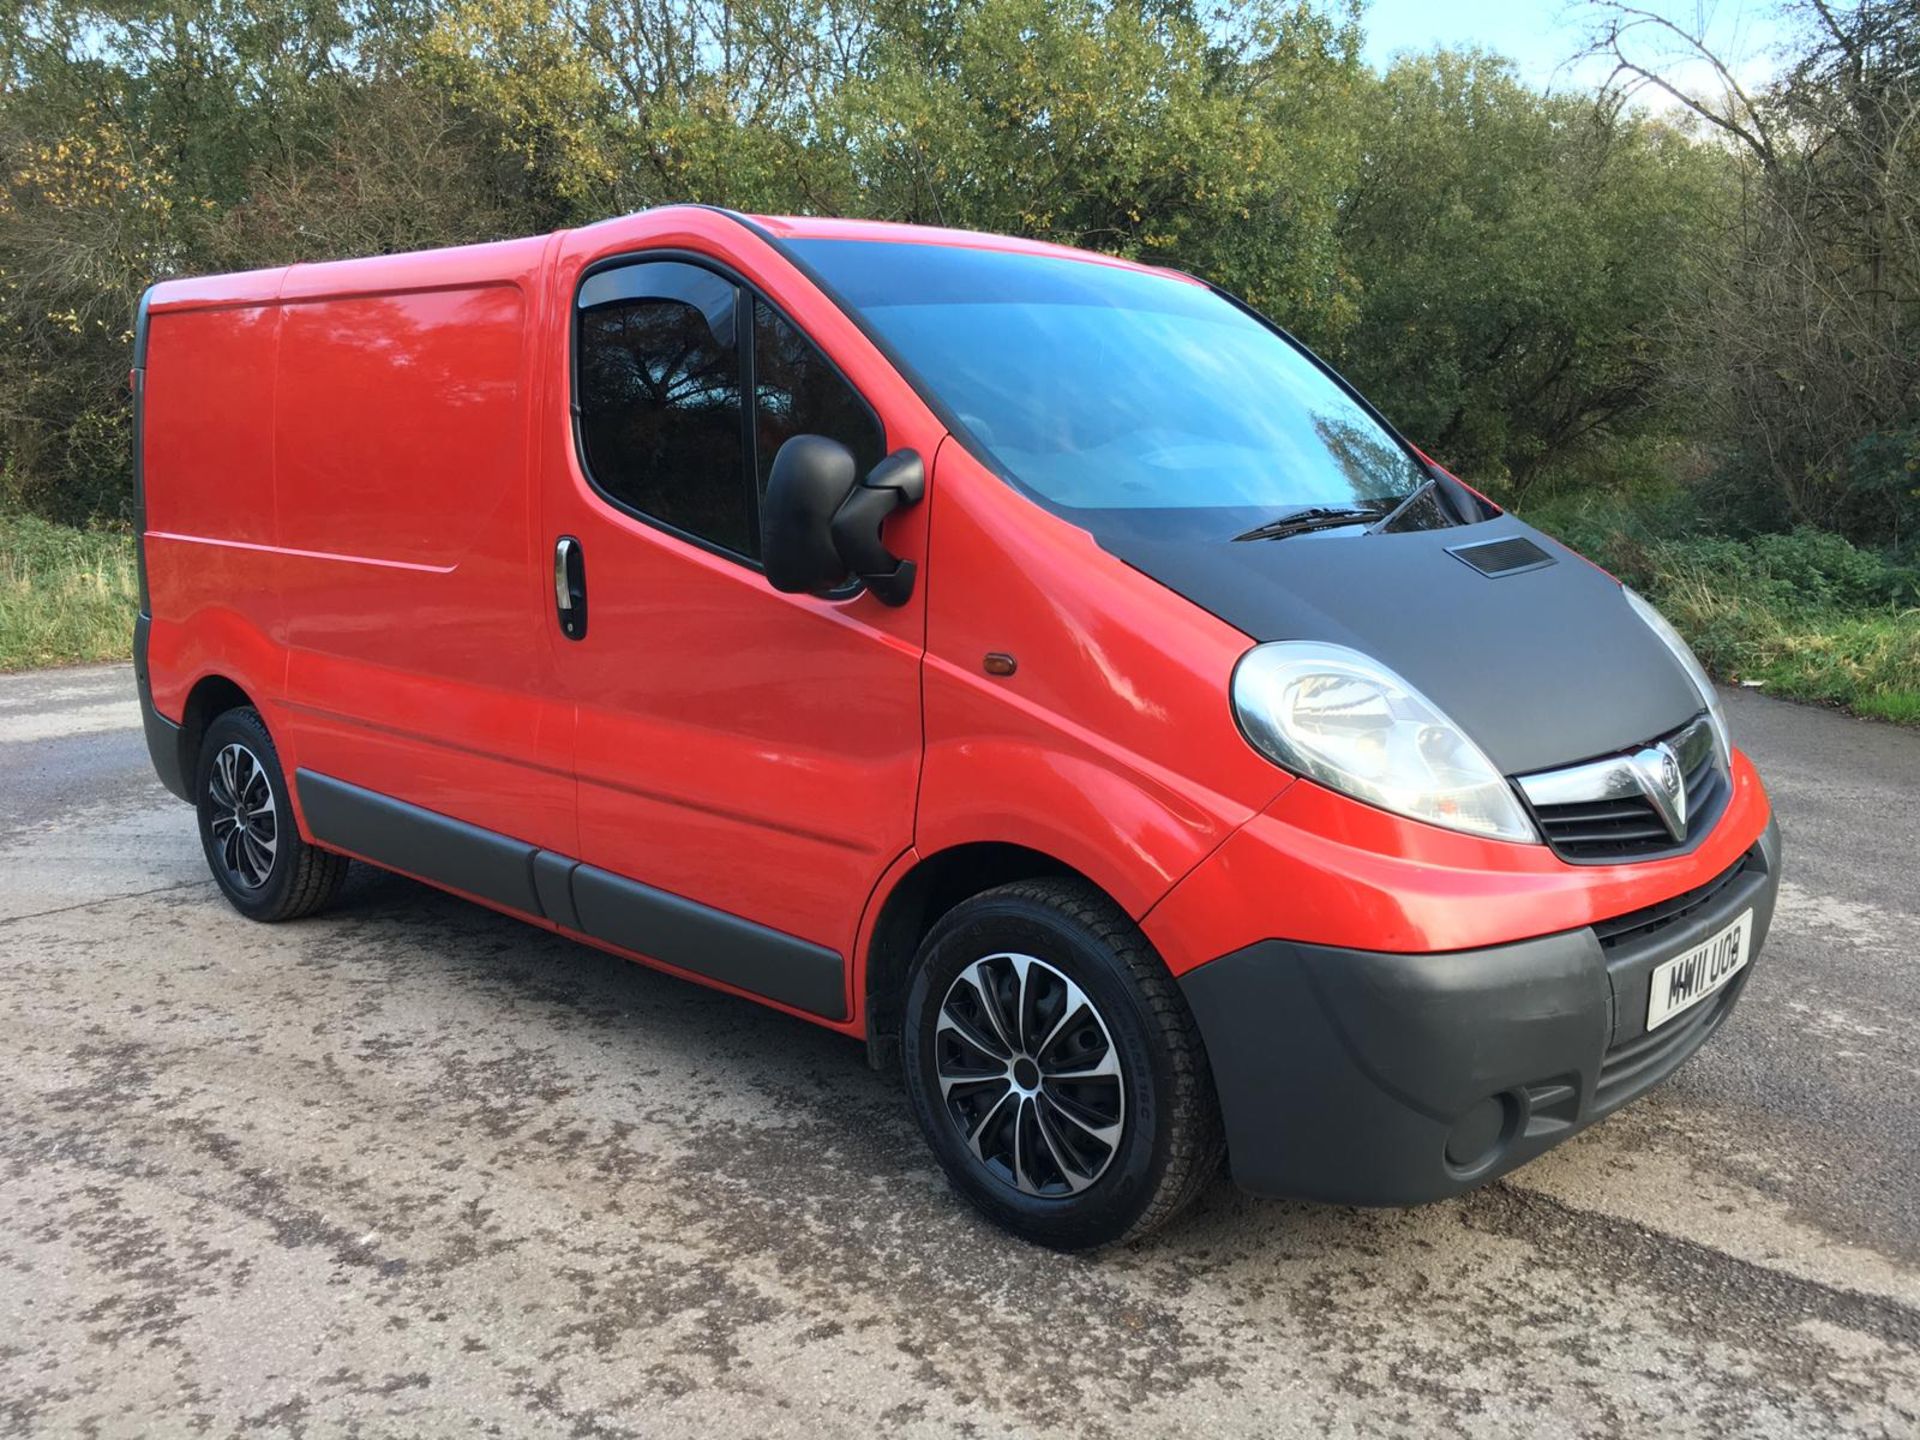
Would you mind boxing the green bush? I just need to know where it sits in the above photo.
[1522,490,1920,724]
[1841,424,1920,556]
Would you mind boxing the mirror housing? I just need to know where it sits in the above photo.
[830,449,924,606]
[762,435,858,596]
[762,436,924,606]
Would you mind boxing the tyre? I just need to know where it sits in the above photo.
[195,707,348,922]
[901,878,1223,1249]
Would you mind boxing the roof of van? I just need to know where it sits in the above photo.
[742,213,1178,278]
[144,206,1174,315]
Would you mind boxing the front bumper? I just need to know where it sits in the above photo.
[1180,819,1781,1204]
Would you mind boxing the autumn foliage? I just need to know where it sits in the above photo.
[1,0,1914,549]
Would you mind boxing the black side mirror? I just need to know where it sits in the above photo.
[761,435,858,596]
[762,436,925,606]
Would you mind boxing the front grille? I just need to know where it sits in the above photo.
[1592,849,1758,954]
[1520,717,1727,862]
[1589,846,1764,1110]
[1595,980,1739,1111]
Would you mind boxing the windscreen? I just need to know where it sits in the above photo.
[787,239,1436,541]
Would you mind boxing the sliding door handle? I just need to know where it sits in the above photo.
[554,536,587,640]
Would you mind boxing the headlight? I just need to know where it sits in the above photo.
[1622,587,1731,760]
[1232,641,1538,843]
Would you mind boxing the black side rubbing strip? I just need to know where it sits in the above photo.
[296,771,542,916]
[293,768,847,1019]
[532,851,582,932]
[570,864,848,1020]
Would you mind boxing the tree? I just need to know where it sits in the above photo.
[420,0,873,215]
[1,0,1906,544]
[1587,0,1920,545]
[1329,50,1728,500]
[829,0,1365,334]
[0,0,392,520]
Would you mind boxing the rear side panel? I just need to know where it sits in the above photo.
[273,285,523,569]
[271,243,576,858]
[142,290,289,728]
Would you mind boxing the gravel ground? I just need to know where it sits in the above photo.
[2,667,1916,1438]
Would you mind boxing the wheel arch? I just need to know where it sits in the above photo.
[861,841,1124,1069]
[175,673,258,790]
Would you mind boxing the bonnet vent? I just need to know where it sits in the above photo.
[1448,536,1554,577]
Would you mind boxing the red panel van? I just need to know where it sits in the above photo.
[133,206,1780,1247]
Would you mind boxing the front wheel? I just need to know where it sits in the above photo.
[195,707,348,922]
[901,879,1223,1249]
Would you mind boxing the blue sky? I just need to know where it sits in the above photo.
[1359,0,1786,95]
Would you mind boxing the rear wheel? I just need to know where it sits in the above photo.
[195,707,347,922]
[901,878,1223,1249]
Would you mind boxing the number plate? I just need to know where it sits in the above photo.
[1646,909,1753,1032]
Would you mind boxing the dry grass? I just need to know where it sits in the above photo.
[1527,492,1920,725]
[7,503,1918,727]
[1653,562,1920,724]
[0,514,139,670]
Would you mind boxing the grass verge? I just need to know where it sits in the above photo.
[1524,492,1920,725]
[4,502,1917,727]
[0,513,139,671]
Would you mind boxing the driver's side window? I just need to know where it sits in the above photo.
[576,260,883,564]
[752,298,885,502]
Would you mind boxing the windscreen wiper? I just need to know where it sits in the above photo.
[1232,503,1393,543]
[1366,477,1438,534]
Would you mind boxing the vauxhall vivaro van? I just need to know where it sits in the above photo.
[133,206,1780,1247]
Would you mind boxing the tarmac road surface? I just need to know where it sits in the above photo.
[2,665,1917,1437]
